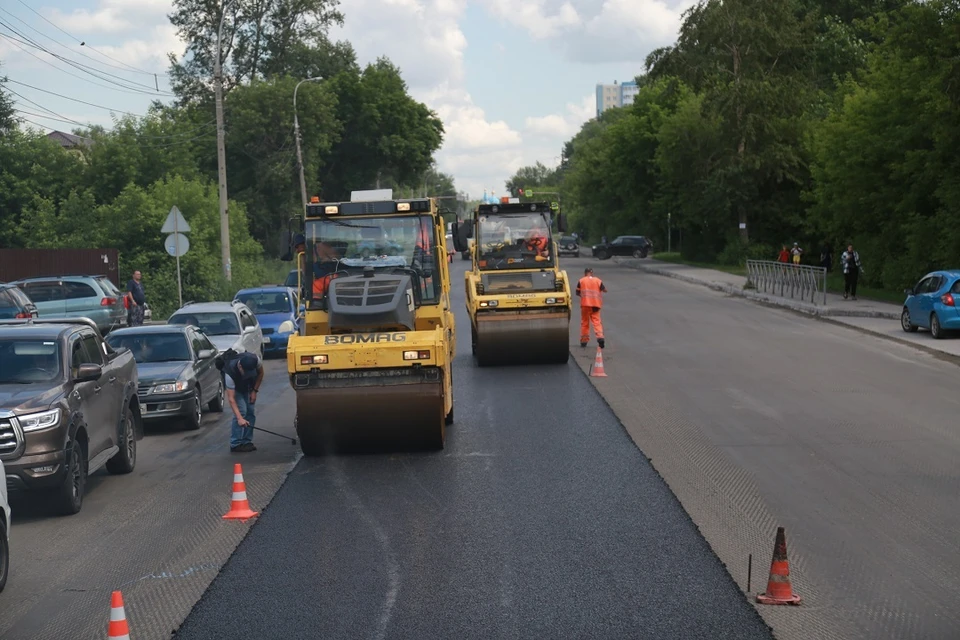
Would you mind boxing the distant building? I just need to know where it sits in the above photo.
[45,131,93,151]
[595,80,639,117]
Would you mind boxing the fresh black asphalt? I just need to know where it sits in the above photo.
[174,261,774,639]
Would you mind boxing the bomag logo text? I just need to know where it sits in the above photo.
[324,333,407,345]
[507,293,536,298]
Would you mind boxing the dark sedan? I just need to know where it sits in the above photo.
[105,325,224,430]
[592,235,652,260]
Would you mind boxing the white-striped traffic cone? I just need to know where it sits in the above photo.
[108,590,131,639]
[222,463,259,521]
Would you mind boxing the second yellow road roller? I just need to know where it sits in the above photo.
[454,199,571,366]
[284,191,456,454]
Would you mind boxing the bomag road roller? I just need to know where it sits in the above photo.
[453,199,571,366]
[285,191,456,454]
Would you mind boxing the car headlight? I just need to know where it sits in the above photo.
[152,381,188,394]
[19,408,60,432]
[278,320,296,334]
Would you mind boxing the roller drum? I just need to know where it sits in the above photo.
[296,382,445,455]
[473,310,570,366]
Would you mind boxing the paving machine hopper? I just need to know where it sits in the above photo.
[453,200,571,366]
[284,193,456,454]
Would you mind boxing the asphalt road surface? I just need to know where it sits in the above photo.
[174,259,773,640]
[563,256,960,640]
[0,357,300,640]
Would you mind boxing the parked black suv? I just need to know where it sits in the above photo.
[0,318,142,515]
[592,235,652,260]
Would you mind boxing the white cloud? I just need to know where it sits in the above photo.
[46,0,173,35]
[478,0,693,64]
[331,0,528,198]
[524,94,594,139]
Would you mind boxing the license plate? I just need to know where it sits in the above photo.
[139,403,147,414]
[263,337,271,343]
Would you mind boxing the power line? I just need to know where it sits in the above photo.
[0,6,168,81]
[0,17,174,96]
[0,31,170,97]
[5,78,146,117]
[15,0,169,78]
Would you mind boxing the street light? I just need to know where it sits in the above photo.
[293,76,324,215]
[668,212,672,253]
[214,0,236,281]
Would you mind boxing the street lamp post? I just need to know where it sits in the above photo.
[293,76,324,215]
[214,1,235,281]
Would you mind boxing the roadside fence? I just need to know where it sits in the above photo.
[745,260,827,305]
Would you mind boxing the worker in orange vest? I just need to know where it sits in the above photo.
[311,241,339,299]
[576,267,607,349]
[524,223,550,259]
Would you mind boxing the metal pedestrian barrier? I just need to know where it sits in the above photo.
[745,260,827,305]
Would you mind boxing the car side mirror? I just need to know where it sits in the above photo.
[243,325,256,334]
[904,288,914,296]
[197,349,215,360]
[75,363,102,382]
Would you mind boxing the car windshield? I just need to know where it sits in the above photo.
[169,312,240,336]
[235,292,293,315]
[0,339,61,384]
[107,333,192,363]
[560,236,577,244]
[476,212,555,270]
[305,214,441,305]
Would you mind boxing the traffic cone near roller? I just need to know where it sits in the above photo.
[756,527,802,605]
[108,590,131,639]
[589,347,607,377]
[222,463,259,521]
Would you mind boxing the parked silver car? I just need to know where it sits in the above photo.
[166,301,264,357]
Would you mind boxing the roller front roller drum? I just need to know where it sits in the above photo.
[295,382,446,455]
[473,311,570,366]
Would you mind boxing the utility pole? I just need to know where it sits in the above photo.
[667,212,672,253]
[214,1,236,281]
[294,76,324,215]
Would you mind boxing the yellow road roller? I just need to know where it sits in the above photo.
[285,191,456,454]
[454,200,571,366]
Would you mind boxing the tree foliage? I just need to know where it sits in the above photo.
[513,0,959,287]
[0,5,450,317]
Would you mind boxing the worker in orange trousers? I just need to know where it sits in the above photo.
[576,267,607,349]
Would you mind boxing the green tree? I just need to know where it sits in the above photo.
[167,0,346,104]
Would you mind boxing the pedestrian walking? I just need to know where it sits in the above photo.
[224,351,264,453]
[790,243,803,265]
[576,267,607,349]
[125,270,146,326]
[777,245,790,263]
[841,244,862,300]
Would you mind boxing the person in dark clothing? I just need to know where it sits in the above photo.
[841,245,862,300]
[224,351,264,452]
[126,270,146,326]
[820,243,833,272]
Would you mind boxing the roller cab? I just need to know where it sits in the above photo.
[455,201,572,366]
[287,194,455,455]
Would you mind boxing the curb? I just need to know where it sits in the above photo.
[618,259,900,320]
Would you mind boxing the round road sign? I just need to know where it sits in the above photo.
[164,233,190,257]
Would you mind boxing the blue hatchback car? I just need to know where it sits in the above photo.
[233,286,299,355]
[901,270,960,339]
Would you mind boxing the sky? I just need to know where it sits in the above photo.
[0,0,695,200]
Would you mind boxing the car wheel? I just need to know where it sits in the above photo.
[575,252,580,258]
[185,387,202,430]
[633,249,643,258]
[209,377,225,412]
[931,313,944,339]
[0,518,7,593]
[53,436,86,516]
[900,307,918,333]
[595,249,609,260]
[106,403,137,474]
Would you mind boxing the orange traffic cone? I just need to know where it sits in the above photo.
[222,463,259,521]
[589,347,607,377]
[756,527,802,605]
[108,590,131,639]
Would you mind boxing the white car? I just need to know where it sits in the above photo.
[166,300,265,357]
[1,458,9,593]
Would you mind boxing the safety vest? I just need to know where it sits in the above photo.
[577,276,604,308]
[416,224,432,252]
[526,235,547,253]
[313,273,333,297]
